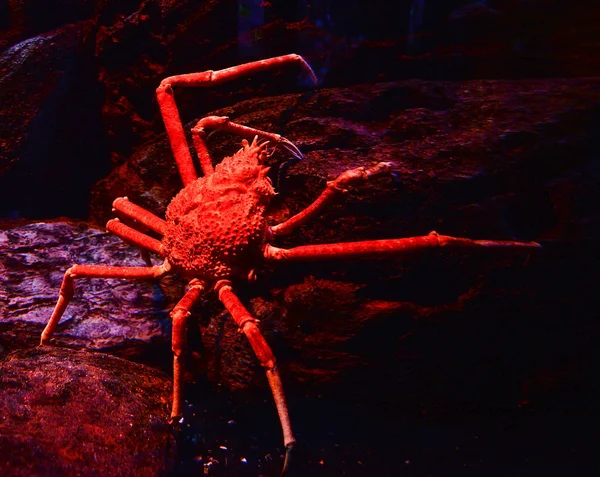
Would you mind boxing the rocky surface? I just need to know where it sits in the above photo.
[0,19,106,218]
[90,76,600,240]
[0,346,175,476]
[0,221,176,367]
[3,76,599,402]
[1,74,600,475]
[1,1,599,475]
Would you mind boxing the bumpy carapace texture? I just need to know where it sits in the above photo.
[163,139,274,280]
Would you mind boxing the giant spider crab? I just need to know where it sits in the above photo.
[41,54,540,472]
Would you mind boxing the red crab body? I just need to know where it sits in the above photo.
[162,139,274,281]
[40,54,540,476]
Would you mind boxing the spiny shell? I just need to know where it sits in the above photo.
[162,139,275,281]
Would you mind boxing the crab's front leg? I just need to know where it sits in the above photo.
[112,197,168,235]
[156,54,317,184]
[191,116,304,177]
[270,162,394,237]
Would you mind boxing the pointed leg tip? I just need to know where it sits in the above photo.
[280,441,298,476]
[374,161,395,174]
[168,415,185,430]
[477,239,543,250]
[284,145,304,160]
[512,241,542,249]
[278,137,304,160]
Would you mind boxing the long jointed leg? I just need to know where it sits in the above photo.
[156,54,317,185]
[265,230,541,261]
[170,279,205,422]
[106,218,163,255]
[112,197,167,235]
[214,280,296,471]
[191,116,303,176]
[270,162,394,237]
[40,263,170,345]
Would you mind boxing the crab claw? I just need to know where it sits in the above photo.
[276,136,304,160]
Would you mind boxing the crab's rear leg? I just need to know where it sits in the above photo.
[214,280,296,473]
[156,54,317,184]
[264,231,541,262]
[169,279,205,421]
[270,162,394,237]
[40,262,170,345]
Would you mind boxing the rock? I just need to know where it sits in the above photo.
[0,21,107,219]
[90,0,600,167]
[0,1,95,51]
[0,346,175,476]
[0,221,178,366]
[4,75,600,408]
[0,85,598,477]
[2,1,599,220]
[90,76,600,243]
[84,75,600,414]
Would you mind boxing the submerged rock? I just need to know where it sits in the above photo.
[0,21,106,218]
[0,346,175,476]
[4,76,600,409]
[0,221,177,365]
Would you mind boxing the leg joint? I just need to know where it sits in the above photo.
[329,167,368,192]
[65,265,78,277]
[60,268,76,299]
[237,316,260,332]
[244,323,277,371]
[214,279,232,297]
[170,308,189,356]
[428,230,441,247]
[170,307,191,322]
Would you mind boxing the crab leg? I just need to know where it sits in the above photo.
[191,116,303,176]
[106,218,163,255]
[270,162,394,237]
[264,231,541,261]
[170,279,205,421]
[156,54,317,185]
[40,262,170,345]
[214,280,296,461]
[112,197,168,235]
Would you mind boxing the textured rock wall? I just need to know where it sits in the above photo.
[1,0,599,218]
[1,1,600,475]
[0,347,175,476]
[3,76,599,401]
